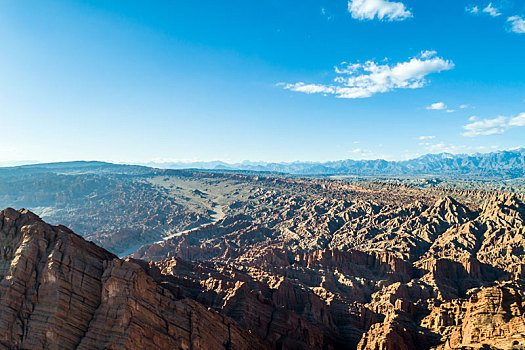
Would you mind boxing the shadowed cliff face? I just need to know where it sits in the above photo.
[0,208,269,350]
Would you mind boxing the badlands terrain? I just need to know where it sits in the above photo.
[0,161,525,349]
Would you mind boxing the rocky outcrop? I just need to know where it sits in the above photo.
[424,285,525,349]
[145,256,339,349]
[128,186,525,350]
[0,208,268,350]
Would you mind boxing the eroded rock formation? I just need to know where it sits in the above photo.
[2,177,525,349]
[0,208,268,350]
[131,190,525,349]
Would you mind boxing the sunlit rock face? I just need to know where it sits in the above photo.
[0,208,268,350]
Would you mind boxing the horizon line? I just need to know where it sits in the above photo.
[1,147,524,169]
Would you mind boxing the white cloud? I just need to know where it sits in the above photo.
[419,50,437,59]
[419,142,499,154]
[467,3,501,17]
[418,135,435,140]
[509,113,525,126]
[462,116,507,136]
[508,16,525,33]
[348,0,412,21]
[482,3,501,17]
[466,6,479,14]
[426,103,467,112]
[462,112,525,136]
[281,83,335,95]
[426,102,446,110]
[468,5,525,34]
[281,51,454,99]
[349,148,382,159]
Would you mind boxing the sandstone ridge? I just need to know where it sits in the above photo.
[0,208,268,350]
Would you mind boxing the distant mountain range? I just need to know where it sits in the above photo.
[2,148,524,179]
[146,149,525,179]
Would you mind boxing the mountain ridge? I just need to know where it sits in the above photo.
[146,148,525,178]
[4,148,525,179]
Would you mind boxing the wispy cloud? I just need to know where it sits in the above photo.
[280,51,454,99]
[321,8,334,21]
[348,0,412,21]
[468,3,525,33]
[462,116,507,136]
[508,16,525,33]
[419,142,500,154]
[426,102,446,110]
[509,113,525,126]
[482,3,501,17]
[350,148,382,159]
[418,135,435,140]
[426,102,469,111]
[466,3,501,17]
[462,113,525,136]
[466,6,479,14]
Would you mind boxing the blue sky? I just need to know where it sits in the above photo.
[0,0,524,164]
